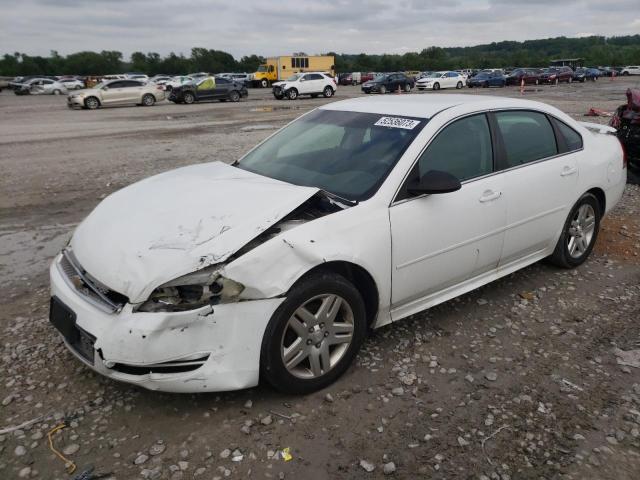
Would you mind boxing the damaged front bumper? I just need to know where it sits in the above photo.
[49,255,284,392]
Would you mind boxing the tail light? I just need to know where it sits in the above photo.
[618,137,628,169]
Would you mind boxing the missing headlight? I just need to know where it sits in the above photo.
[136,269,244,313]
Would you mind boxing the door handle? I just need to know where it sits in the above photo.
[561,166,578,176]
[479,190,501,203]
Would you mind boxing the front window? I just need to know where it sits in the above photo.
[257,65,268,72]
[237,110,427,201]
[287,74,303,81]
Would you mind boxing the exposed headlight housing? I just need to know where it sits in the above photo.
[136,266,244,312]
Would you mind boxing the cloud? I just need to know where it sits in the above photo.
[0,0,637,59]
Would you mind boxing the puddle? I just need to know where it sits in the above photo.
[250,106,304,112]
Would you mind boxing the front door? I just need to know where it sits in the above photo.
[101,81,128,105]
[196,77,216,100]
[390,113,506,318]
[492,110,580,266]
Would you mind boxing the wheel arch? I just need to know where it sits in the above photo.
[586,187,606,215]
[289,261,379,327]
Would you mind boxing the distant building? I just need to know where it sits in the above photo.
[550,58,584,69]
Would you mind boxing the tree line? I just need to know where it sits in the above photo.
[1,35,639,77]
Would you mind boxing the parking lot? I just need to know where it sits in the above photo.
[2,78,640,479]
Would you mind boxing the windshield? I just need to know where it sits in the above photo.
[237,110,426,201]
[257,65,268,72]
[94,81,108,89]
[287,74,303,81]
[374,74,388,81]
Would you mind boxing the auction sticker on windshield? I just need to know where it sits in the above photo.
[374,116,421,130]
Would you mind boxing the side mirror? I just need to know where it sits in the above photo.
[407,170,461,196]
[102,86,109,91]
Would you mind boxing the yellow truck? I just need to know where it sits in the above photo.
[251,55,335,87]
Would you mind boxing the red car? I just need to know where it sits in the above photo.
[505,68,541,86]
[539,67,574,84]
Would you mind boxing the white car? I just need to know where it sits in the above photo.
[621,66,640,76]
[272,72,337,100]
[416,71,465,90]
[14,78,68,95]
[59,78,84,90]
[49,95,626,394]
[163,76,193,91]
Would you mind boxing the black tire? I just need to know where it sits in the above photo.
[623,72,629,76]
[229,90,240,102]
[404,83,412,92]
[323,86,333,98]
[379,85,387,94]
[287,88,298,100]
[433,82,440,91]
[260,272,367,394]
[456,81,463,89]
[53,89,62,95]
[84,96,100,109]
[261,78,269,88]
[183,92,195,104]
[549,193,601,268]
[142,94,155,106]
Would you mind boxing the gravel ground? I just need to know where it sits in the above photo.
[1,78,640,480]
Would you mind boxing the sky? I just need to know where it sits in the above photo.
[1,0,639,59]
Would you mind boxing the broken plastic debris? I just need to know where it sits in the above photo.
[280,447,293,462]
[613,348,640,368]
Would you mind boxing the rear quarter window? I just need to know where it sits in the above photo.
[554,120,583,152]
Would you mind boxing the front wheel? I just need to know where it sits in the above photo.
[456,81,463,89]
[287,88,298,100]
[379,85,387,94]
[261,79,269,88]
[183,92,195,104]
[260,272,367,394]
[52,89,62,95]
[433,82,440,90]
[404,83,412,92]
[549,193,601,268]
[84,97,99,109]
[323,86,333,98]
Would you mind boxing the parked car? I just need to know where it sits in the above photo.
[226,73,252,87]
[169,76,247,104]
[621,66,640,76]
[573,68,600,82]
[162,76,194,91]
[539,67,574,84]
[598,66,621,77]
[339,72,362,86]
[361,73,415,94]
[272,72,337,100]
[48,94,626,394]
[124,73,149,81]
[13,78,68,95]
[150,76,173,86]
[505,68,540,86]
[467,71,506,88]
[59,78,85,90]
[415,71,464,91]
[611,88,640,172]
[67,79,165,109]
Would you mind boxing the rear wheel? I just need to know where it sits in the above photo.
[549,193,601,268]
[323,86,333,98]
[84,97,99,109]
[142,94,155,106]
[404,83,412,92]
[229,90,240,102]
[183,92,195,104]
[52,89,62,95]
[456,81,463,89]
[260,272,367,394]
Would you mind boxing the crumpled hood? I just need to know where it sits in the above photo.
[71,162,319,303]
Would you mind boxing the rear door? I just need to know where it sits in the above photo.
[120,80,144,103]
[493,110,580,266]
[212,77,231,98]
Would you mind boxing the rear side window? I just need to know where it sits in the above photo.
[495,111,557,167]
[417,114,493,181]
[555,120,583,152]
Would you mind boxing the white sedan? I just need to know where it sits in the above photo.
[416,71,465,90]
[49,95,626,394]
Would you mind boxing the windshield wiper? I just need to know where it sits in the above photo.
[319,189,359,207]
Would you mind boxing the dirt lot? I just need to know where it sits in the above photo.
[1,78,640,480]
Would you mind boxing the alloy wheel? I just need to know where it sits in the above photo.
[280,294,355,379]
[567,204,596,259]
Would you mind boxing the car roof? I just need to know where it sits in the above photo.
[320,95,551,120]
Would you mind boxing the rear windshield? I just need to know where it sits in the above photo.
[237,109,426,201]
